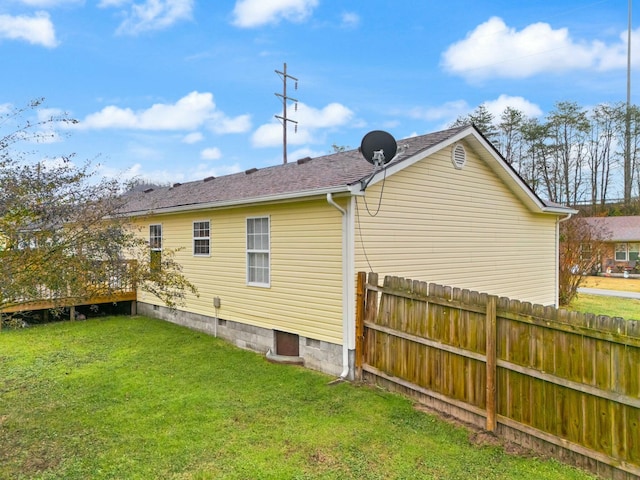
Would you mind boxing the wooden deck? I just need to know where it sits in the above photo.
[1,291,137,314]
[1,260,137,315]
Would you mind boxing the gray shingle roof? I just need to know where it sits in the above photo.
[583,216,640,242]
[119,125,469,215]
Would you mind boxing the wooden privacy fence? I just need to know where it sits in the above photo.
[355,272,640,480]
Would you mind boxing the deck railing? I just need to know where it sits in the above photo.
[1,260,137,314]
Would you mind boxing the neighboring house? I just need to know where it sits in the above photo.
[583,216,640,273]
[119,125,575,378]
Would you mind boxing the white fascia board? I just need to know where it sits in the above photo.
[122,185,353,217]
[542,205,579,215]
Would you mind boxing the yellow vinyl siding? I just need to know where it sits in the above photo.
[355,143,558,305]
[134,198,345,344]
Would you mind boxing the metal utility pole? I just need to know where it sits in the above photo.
[625,0,633,207]
[275,63,298,164]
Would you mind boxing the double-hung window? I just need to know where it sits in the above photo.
[615,242,640,261]
[193,221,210,256]
[149,224,162,273]
[247,217,270,286]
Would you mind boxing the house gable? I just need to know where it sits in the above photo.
[355,126,573,217]
[353,134,560,305]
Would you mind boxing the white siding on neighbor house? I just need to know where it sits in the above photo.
[135,198,345,344]
[354,142,559,305]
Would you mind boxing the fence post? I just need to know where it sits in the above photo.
[365,272,379,323]
[355,272,367,380]
[486,295,497,432]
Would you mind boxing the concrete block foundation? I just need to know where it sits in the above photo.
[137,302,345,378]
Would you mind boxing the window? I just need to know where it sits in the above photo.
[615,242,639,262]
[247,217,270,286]
[615,243,627,261]
[150,224,162,272]
[193,221,210,256]
[580,243,593,263]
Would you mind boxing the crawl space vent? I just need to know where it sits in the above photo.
[451,143,466,169]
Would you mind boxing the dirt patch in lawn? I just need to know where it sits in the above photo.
[413,404,534,458]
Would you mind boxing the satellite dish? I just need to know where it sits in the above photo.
[360,130,397,167]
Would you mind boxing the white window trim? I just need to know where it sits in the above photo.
[615,242,629,261]
[246,216,270,287]
[149,224,162,251]
[193,220,211,257]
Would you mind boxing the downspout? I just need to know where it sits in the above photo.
[327,193,354,380]
[556,212,574,306]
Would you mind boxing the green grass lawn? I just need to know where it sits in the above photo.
[568,293,640,320]
[567,276,640,319]
[0,316,595,480]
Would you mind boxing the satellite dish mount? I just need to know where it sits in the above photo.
[359,130,398,189]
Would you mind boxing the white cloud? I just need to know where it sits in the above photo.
[0,12,58,48]
[287,146,327,161]
[252,122,298,148]
[408,100,470,122]
[18,0,82,6]
[296,102,355,128]
[100,0,194,35]
[340,12,359,28]
[40,156,76,170]
[482,95,542,118]
[98,0,129,6]
[77,91,250,134]
[97,162,144,183]
[118,162,242,184]
[210,113,252,134]
[200,147,222,160]
[34,107,67,143]
[80,91,214,129]
[232,0,318,28]
[251,102,354,148]
[405,96,542,128]
[441,16,639,81]
[596,28,640,70]
[182,132,203,144]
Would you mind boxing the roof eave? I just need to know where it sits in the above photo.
[122,185,353,217]
[541,205,579,216]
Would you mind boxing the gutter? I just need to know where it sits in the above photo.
[121,186,353,218]
[326,192,354,380]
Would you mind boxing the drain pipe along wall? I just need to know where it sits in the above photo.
[326,193,356,380]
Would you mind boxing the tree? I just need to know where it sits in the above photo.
[617,104,640,212]
[519,118,552,198]
[496,106,525,166]
[450,104,499,144]
[546,101,591,205]
[587,103,619,213]
[0,100,197,321]
[331,144,350,153]
[558,216,610,305]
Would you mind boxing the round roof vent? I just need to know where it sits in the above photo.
[452,143,466,169]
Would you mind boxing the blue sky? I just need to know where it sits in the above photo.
[2,0,638,184]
